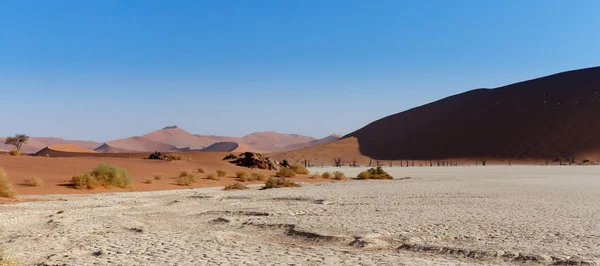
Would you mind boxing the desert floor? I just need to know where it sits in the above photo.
[2,165,600,265]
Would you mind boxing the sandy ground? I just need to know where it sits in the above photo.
[2,166,600,265]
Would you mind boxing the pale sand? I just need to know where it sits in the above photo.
[2,166,600,265]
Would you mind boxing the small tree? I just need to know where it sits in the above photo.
[5,134,29,152]
[332,157,343,167]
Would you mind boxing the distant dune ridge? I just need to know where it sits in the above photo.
[0,137,101,154]
[342,66,600,161]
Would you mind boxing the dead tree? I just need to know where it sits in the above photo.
[481,160,487,166]
[332,157,343,167]
[390,161,394,167]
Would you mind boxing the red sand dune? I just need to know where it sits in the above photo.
[240,131,315,152]
[343,66,600,161]
[34,144,97,157]
[282,134,341,151]
[0,137,101,154]
[144,126,221,149]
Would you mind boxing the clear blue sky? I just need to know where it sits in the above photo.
[1,0,599,142]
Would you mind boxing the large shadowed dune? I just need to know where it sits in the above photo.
[344,66,600,161]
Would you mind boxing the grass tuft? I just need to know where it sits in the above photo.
[224,182,249,191]
[206,173,220,180]
[197,168,205,174]
[275,167,296,178]
[71,163,132,189]
[24,177,44,187]
[7,150,19,157]
[175,170,198,186]
[321,172,332,179]
[0,168,16,198]
[262,177,301,189]
[289,163,309,175]
[333,171,345,180]
[216,169,227,177]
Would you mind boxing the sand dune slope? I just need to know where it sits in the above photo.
[95,137,179,153]
[344,66,600,161]
[34,144,97,156]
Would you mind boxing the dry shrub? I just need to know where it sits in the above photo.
[321,172,332,179]
[143,179,154,184]
[71,163,132,189]
[7,150,19,157]
[251,172,266,181]
[262,177,301,189]
[357,166,393,180]
[289,163,309,175]
[224,182,249,191]
[24,177,44,187]
[333,171,345,180]
[275,167,296,178]
[235,171,248,181]
[167,154,184,161]
[0,168,16,198]
[197,168,205,173]
[206,173,220,180]
[216,169,227,177]
[153,174,163,180]
[175,170,198,186]
[309,172,320,179]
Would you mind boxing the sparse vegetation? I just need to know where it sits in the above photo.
[24,177,44,187]
[216,169,227,177]
[289,163,309,175]
[309,172,320,179]
[153,174,163,180]
[235,171,248,180]
[197,168,205,173]
[321,171,332,179]
[206,173,220,180]
[262,177,301,189]
[0,169,16,198]
[71,163,132,189]
[356,166,393,180]
[143,179,154,184]
[0,247,17,266]
[175,170,199,186]
[333,171,345,180]
[7,150,19,157]
[275,167,296,178]
[251,172,266,181]
[167,154,183,161]
[224,182,249,191]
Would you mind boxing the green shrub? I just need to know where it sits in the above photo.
[7,150,19,156]
[333,171,345,180]
[224,182,249,191]
[262,177,301,189]
[71,163,132,189]
[275,167,296,178]
[175,170,199,186]
[321,172,332,179]
[289,163,309,175]
[216,169,227,177]
[357,166,393,180]
[0,168,16,198]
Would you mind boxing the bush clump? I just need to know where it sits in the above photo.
[216,169,227,177]
[197,168,205,174]
[321,172,332,179]
[206,173,220,180]
[333,171,345,180]
[167,154,184,161]
[24,177,44,187]
[251,172,266,181]
[235,171,248,180]
[275,167,296,178]
[224,182,249,191]
[175,170,198,186]
[7,150,19,156]
[0,168,16,198]
[71,163,132,189]
[262,177,301,189]
[289,163,309,175]
[356,166,393,180]
[309,172,320,179]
